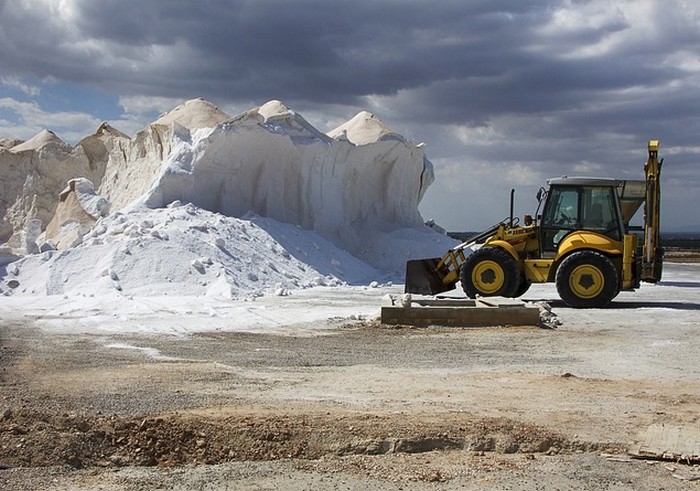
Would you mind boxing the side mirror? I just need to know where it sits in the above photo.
[536,188,543,202]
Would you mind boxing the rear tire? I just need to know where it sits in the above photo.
[556,251,619,308]
[460,248,519,298]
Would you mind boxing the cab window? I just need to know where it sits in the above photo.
[541,187,579,252]
[581,187,619,239]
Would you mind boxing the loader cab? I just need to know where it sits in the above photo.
[539,177,624,255]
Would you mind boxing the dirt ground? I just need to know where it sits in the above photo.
[2,263,700,490]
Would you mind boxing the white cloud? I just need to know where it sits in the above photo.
[571,161,605,174]
[100,95,183,137]
[665,51,700,74]
[531,0,643,59]
[1,76,41,97]
[543,0,629,34]
[118,95,182,119]
[0,97,100,143]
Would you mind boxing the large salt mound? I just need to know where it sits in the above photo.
[138,100,438,265]
[3,203,382,298]
[1,98,457,297]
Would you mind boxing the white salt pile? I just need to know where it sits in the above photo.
[0,98,456,299]
[4,203,383,298]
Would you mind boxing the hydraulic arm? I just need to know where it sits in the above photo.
[641,140,663,282]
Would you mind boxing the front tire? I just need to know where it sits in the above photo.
[460,248,519,298]
[556,251,619,308]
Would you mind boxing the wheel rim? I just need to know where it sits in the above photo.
[471,260,505,294]
[568,264,604,299]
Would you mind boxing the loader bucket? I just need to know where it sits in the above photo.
[405,258,456,295]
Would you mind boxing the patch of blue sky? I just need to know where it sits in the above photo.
[1,76,122,121]
[0,107,18,124]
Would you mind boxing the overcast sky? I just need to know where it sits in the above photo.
[1,0,698,231]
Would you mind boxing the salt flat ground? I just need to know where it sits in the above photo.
[1,263,699,490]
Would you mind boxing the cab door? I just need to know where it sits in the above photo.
[540,186,579,255]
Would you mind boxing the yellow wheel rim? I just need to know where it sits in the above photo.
[569,264,604,299]
[471,260,505,295]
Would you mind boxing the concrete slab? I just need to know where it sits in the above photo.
[380,295,541,327]
[630,423,700,463]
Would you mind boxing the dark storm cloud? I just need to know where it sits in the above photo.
[2,1,698,130]
[0,0,555,103]
[1,0,699,229]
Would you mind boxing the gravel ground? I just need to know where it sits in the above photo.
[1,263,700,489]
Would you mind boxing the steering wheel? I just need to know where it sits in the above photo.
[557,211,573,225]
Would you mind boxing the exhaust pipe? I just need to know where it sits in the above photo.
[509,188,515,227]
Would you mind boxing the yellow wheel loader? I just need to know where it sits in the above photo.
[406,140,664,308]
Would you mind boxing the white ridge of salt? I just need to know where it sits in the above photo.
[152,98,230,130]
[327,111,401,145]
[11,129,69,153]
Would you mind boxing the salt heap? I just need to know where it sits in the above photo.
[5,204,381,298]
[0,99,456,298]
[136,100,434,257]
